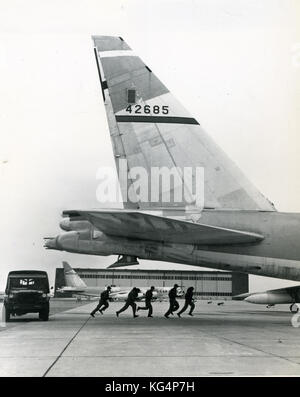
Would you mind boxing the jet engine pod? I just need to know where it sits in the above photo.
[60,218,92,232]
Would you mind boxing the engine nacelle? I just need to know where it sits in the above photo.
[60,218,92,232]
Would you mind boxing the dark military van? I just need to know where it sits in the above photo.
[4,270,50,322]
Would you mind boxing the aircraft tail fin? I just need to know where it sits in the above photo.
[92,35,276,212]
[62,262,87,289]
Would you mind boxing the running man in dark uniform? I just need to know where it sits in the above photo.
[177,287,195,317]
[90,286,112,317]
[116,287,141,318]
[137,286,155,317]
[164,284,180,318]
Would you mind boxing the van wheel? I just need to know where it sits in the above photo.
[5,307,10,322]
[39,310,49,321]
[290,303,299,314]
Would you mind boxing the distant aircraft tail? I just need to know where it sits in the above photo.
[92,36,275,212]
[62,262,87,289]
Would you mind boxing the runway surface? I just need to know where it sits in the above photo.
[1,299,300,377]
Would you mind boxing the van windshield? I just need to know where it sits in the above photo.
[9,277,48,291]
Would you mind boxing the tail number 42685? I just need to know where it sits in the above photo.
[125,105,169,114]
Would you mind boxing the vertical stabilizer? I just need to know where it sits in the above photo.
[92,36,276,212]
[63,262,87,288]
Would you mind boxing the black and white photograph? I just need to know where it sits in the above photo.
[1,0,300,382]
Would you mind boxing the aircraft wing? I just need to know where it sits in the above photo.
[64,209,264,245]
[233,285,300,304]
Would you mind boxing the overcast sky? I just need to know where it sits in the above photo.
[0,0,300,292]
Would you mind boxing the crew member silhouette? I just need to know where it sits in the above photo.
[137,286,155,317]
[116,287,141,318]
[90,286,112,317]
[177,287,195,317]
[164,284,180,318]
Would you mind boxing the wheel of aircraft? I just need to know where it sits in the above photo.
[290,303,299,313]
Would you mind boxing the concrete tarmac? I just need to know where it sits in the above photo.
[1,300,300,377]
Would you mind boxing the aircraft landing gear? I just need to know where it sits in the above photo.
[290,303,299,313]
[108,255,139,269]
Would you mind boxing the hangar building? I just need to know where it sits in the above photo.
[54,268,248,299]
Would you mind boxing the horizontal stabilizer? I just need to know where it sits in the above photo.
[64,210,264,246]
